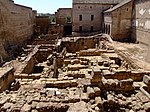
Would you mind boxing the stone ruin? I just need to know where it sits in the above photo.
[0,34,150,112]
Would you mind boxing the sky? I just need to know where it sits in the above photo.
[14,0,72,14]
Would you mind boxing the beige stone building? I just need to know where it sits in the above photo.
[0,0,36,61]
[55,8,72,25]
[55,8,72,36]
[72,0,122,36]
[104,0,133,41]
[36,16,51,35]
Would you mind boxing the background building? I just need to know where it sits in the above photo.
[36,16,51,35]
[0,0,36,61]
[55,8,72,36]
[72,0,122,36]
[104,0,133,41]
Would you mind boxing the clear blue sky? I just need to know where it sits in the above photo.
[14,0,72,14]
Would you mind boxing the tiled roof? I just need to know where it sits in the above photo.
[73,0,122,4]
[104,0,132,13]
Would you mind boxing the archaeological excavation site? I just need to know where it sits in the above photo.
[0,0,150,112]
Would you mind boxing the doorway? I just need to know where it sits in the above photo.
[63,25,72,36]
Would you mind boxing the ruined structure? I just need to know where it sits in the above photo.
[0,33,150,112]
[0,0,150,112]
[0,0,36,61]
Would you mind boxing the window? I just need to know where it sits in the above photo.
[90,6,92,9]
[79,15,82,21]
[91,26,93,32]
[79,26,82,32]
[127,8,128,11]
[91,15,94,21]
[78,6,80,9]
[66,16,71,23]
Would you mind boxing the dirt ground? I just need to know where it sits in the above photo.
[107,41,150,71]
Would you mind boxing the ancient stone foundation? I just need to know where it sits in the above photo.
[0,34,150,112]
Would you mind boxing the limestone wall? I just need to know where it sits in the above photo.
[0,0,36,60]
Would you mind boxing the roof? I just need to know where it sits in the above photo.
[104,0,132,13]
[15,4,32,9]
[73,0,122,4]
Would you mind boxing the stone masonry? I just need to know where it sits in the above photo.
[0,0,36,60]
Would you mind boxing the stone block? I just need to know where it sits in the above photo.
[80,61,88,65]
[113,69,131,80]
[87,87,95,99]
[64,59,71,66]
[95,97,103,108]
[119,79,134,91]
[102,78,119,91]
[66,72,85,78]
[71,59,80,64]
[46,80,78,89]
[1,103,13,111]
[143,102,150,112]
[67,64,88,71]
[107,94,114,105]
[131,71,145,81]
[110,64,119,69]
[143,75,150,85]
[93,87,101,96]
[81,93,89,102]
[102,70,114,79]
[21,103,31,112]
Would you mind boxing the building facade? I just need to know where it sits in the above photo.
[72,0,122,36]
[0,0,36,61]
[36,16,51,35]
[104,0,133,41]
[55,8,72,36]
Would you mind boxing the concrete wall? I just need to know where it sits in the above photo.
[132,0,150,45]
[0,0,36,60]
[104,1,133,41]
